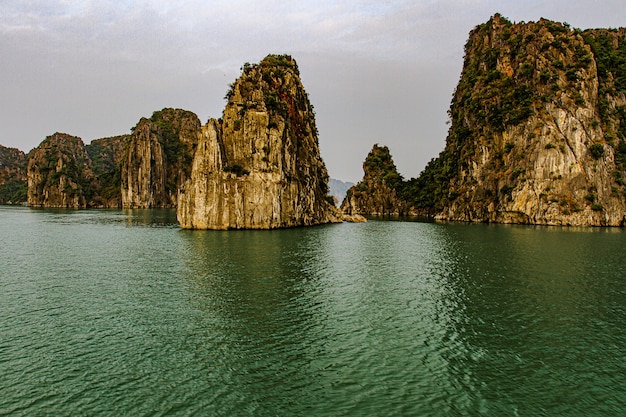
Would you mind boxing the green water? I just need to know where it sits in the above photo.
[1,206,625,416]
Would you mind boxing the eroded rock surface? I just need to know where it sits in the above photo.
[178,55,340,229]
[121,109,200,208]
[414,15,626,226]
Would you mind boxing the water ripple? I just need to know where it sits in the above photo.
[1,208,626,415]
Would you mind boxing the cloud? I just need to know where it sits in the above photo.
[1,0,625,182]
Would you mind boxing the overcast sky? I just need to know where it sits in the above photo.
[1,1,624,182]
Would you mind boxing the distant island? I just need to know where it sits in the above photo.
[2,15,626,227]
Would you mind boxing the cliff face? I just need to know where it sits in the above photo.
[178,55,340,229]
[85,135,130,207]
[27,133,97,208]
[0,145,27,204]
[419,15,626,226]
[341,145,413,216]
[121,108,200,208]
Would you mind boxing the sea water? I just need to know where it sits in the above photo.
[1,206,625,416]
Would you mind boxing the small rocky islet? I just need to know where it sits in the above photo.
[2,15,626,228]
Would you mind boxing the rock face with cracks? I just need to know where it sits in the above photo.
[121,108,200,209]
[415,15,626,226]
[177,55,341,229]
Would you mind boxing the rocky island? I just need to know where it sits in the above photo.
[347,15,626,226]
[4,15,626,227]
[177,55,341,229]
[7,55,340,229]
[341,144,414,217]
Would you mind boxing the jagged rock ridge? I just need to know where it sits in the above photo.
[178,54,341,229]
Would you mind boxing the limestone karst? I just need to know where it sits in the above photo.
[18,57,342,229]
[177,55,341,229]
[341,144,414,216]
[26,133,97,208]
[85,135,130,207]
[347,15,626,226]
[427,15,626,226]
[23,133,129,208]
[121,108,200,209]
[11,21,626,227]
[0,145,27,204]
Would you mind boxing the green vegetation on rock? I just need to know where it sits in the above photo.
[0,145,27,204]
[85,135,129,205]
[341,145,414,216]
[122,108,200,208]
[408,16,624,218]
[348,16,626,226]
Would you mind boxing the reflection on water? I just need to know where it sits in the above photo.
[178,229,326,413]
[0,207,625,416]
[175,222,468,415]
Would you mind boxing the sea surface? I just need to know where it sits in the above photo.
[1,206,625,416]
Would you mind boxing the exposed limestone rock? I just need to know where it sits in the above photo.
[121,108,200,208]
[178,55,341,229]
[341,144,414,216]
[414,15,626,226]
[0,145,27,204]
[27,133,97,208]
